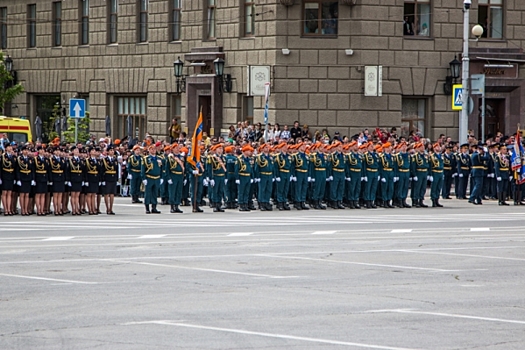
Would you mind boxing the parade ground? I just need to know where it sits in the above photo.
[1,199,525,349]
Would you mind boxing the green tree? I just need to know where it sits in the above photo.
[63,111,91,144]
[0,51,24,113]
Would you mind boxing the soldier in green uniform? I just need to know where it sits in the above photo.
[141,144,162,214]
[345,141,362,209]
[235,144,255,211]
[429,143,444,207]
[494,144,511,206]
[309,142,327,210]
[209,144,227,212]
[255,143,275,211]
[158,144,169,205]
[329,141,346,209]
[379,142,395,208]
[411,142,429,208]
[394,141,411,208]
[291,142,310,210]
[363,142,380,209]
[274,143,292,211]
[127,145,143,204]
[224,146,238,209]
[165,143,185,213]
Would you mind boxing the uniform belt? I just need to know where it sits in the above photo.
[472,166,484,169]
[350,168,361,172]
[366,168,377,172]
[71,170,82,173]
[36,170,47,174]
[106,171,117,174]
[314,168,326,171]
[333,168,345,172]
[432,170,443,173]
[444,167,452,170]
[146,175,160,179]
[382,169,392,171]
[214,173,225,176]
[461,167,469,170]
[261,172,272,175]
[500,168,509,171]
[239,173,251,176]
[88,171,98,175]
[52,170,63,174]
[416,169,427,172]
[131,169,141,172]
[398,169,409,172]
[171,171,183,175]
[279,169,290,173]
[295,169,307,173]
[20,170,31,174]
[2,168,13,172]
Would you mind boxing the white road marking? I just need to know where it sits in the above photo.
[0,273,98,285]
[228,232,253,236]
[365,309,525,325]
[42,236,75,241]
[471,228,490,231]
[312,231,337,235]
[391,229,412,233]
[260,254,474,272]
[121,261,300,279]
[137,235,167,239]
[123,320,418,350]
[401,250,525,262]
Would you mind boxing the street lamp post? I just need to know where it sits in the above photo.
[460,0,471,145]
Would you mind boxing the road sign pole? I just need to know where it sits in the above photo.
[75,118,78,144]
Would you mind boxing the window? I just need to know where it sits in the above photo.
[170,0,181,41]
[138,0,148,42]
[404,0,430,37]
[117,97,147,140]
[205,0,216,40]
[243,96,254,124]
[27,4,36,48]
[243,0,255,36]
[303,1,338,36]
[108,0,118,44]
[52,2,62,46]
[478,0,503,39]
[401,98,426,139]
[0,7,7,50]
[79,0,89,45]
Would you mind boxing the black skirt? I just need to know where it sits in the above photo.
[52,181,66,193]
[70,181,83,192]
[18,180,32,194]
[35,181,48,194]
[105,181,117,195]
[87,181,99,194]
[2,178,14,191]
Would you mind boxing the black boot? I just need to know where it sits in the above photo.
[248,202,257,211]
[403,199,411,208]
[193,205,204,213]
[413,199,420,208]
[500,192,510,206]
[354,200,361,209]
[266,203,273,211]
[151,205,161,214]
[436,198,443,207]
[213,202,224,212]
[283,202,291,210]
[170,205,176,213]
[277,202,284,211]
[174,205,183,213]
[420,200,428,208]
[239,204,249,212]
[317,200,326,210]
[337,201,345,209]
[432,199,437,208]
[294,201,302,210]
[370,200,377,209]
[348,200,355,209]
[311,200,320,209]
[301,202,309,210]
[386,200,394,208]
[145,204,151,214]
[260,203,267,211]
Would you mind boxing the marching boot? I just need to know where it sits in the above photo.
[354,200,361,209]
[145,204,151,214]
[413,199,420,208]
[403,199,411,208]
[248,202,257,211]
[311,200,320,210]
[386,200,395,208]
[174,205,183,213]
[277,202,284,211]
[213,202,224,212]
[500,192,510,206]
[301,202,310,210]
[294,201,302,210]
[239,203,249,212]
[318,200,326,210]
[170,204,176,213]
[260,203,267,211]
[432,199,437,208]
[151,205,161,214]
[193,205,204,213]
[420,200,428,208]
[266,203,273,211]
[348,200,355,209]
[435,198,443,207]
[283,202,291,210]
[337,201,346,209]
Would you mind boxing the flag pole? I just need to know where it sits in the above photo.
[192,106,203,212]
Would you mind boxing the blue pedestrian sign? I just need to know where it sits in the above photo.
[69,99,86,118]
[452,85,462,111]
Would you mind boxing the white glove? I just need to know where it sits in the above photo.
[224,179,228,185]
[235,179,240,185]
[381,178,386,183]
[49,182,53,186]
[360,177,364,181]
[31,180,36,186]
[363,177,368,182]
[459,173,464,178]
[429,176,433,182]
[67,182,72,186]
[168,179,173,185]
[206,177,210,183]
[210,179,215,186]
[83,182,89,187]
[183,179,187,186]
[160,179,164,185]
[192,170,198,175]
[308,177,312,182]
[203,179,209,186]
[510,176,514,181]
[427,176,430,181]
[102,182,106,186]
[257,178,261,183]
[393,177,399,182]
[250,179,254,184]
[127,174,132,180]
[0,179,2,185]
[497,177,502,182]
[413,176,418,182]
[452,173,457,177]
[291,176,297,182]
[490,173,495,178]
[276,177,281,182]
[346,177,351,182]
[329,176,333,181]
[142,179,147,186]
[272,178,275,182]
[290,176,294,182]
[16,180,21,186]
[293,176,297,181]
[326,178,330,182]
[311,178,315,182]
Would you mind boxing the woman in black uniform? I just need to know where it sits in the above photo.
[85,147,101,215]
[68,146,84,215]
[15,145,34,216]
[102,146,118,215]
[49,147,67,215]
[1,144,16,216]
[34,146,50,216]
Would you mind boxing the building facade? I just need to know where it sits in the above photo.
[1,0,525,143]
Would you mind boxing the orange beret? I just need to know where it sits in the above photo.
[433,143,441,149]
[180,147,189,154]
[359,144,368,150]
[114,139,121,145]
[224,146,234,153]
[132,145,141,151]
[242,145,254,152]
[375,144,383,151]
[333,141,342,147]
[148,144,156,150]
[348,141,357,147]
[164,145,171,151]
[382,142,391,148]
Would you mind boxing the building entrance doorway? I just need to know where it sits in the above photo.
[478,98,505,140]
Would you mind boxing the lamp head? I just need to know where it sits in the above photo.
[472,24,484,39]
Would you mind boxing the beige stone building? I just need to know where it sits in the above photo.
[1,0,525,142]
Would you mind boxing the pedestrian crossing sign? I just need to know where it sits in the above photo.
[452,84,463,111]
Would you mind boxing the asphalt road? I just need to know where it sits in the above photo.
[1,198,525,349]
